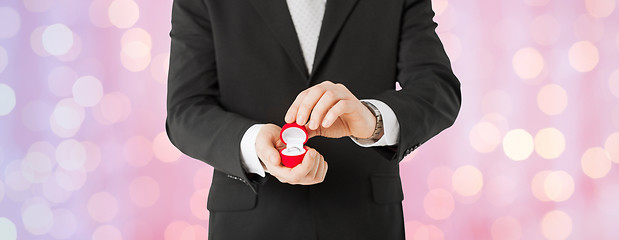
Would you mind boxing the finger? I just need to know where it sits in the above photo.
[269,166,294,184]
[322,100,352,128]
[315,156,328,182]
[307,90,339,130]
[295,87,327,126]
[290,148,317,180]
[285,90,308,123]
[259,144,282,167]
[307,149,322,179]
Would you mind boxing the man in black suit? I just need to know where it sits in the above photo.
[166,0,461,239]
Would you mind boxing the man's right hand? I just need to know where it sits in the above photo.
[255,124,328,185]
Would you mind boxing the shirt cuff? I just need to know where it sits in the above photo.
[240,124,266,177]
[350,99,400,147]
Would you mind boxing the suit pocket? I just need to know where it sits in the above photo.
[207,171,258,212]
[370,174,404,204]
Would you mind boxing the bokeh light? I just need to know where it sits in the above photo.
[512,47,544,80]
[537,84,568,116]
[30,26,49,57]
[21,201,54,235]
[503,129,534,161]
[121,40,151,72]
[543,171,575,202]
[432,0,448,16]
[92,225,123,240]
[585,0,616,18]
[581,147,612,179]
[49,208,77,239]
[72,76,104,107]
[42,24,74,56]
[534,128,566,159]
[0,217,17,240]
[88,192,119,223]
[0,46,7,73]
[0,84,17,116]
[108,0,140,29]
[165,221,191,240]
[469,121,502,153]
[58,33,83,62]
[411,224,445,240]
[540,210,572,240]
[150,53,170,84]
[56,139,86,171]
[54,167,87,191]
[41,176,72,204]
[451,165,483,197]
[21,151,53,183]
[605,132,619,163]
[153,132,182,163]
[180,225,209,240]
[574,14,605,43]
[50,98,85,138]
[423,188,455,220]
[5,161,32,192]
[568,41,599,72]
[0,7,20,39]
[531,170,552,201]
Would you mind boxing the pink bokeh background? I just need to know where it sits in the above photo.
[0,0,618,239]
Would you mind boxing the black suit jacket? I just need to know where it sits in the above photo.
[166,0,461,239]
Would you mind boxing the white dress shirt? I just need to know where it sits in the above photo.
[240,0,400,177]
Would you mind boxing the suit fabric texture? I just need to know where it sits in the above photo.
[166,0,462,239]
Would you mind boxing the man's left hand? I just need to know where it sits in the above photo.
[284,81,376,139]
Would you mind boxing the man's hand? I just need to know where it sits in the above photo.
[255,124,328,185]
[284,81,376,139]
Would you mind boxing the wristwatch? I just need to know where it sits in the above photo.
[358,101,383,140]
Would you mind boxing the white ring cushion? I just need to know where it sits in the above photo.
[281,127,307,156]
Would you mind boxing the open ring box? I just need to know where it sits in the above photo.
[279,123,309,168]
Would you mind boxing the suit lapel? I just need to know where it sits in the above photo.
[311,0,360,78]
[248,0,309,78]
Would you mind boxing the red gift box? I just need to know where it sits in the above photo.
[279,123,308,168]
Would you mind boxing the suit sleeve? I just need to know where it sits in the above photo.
[166,0,258,185]
[373,0,462,162]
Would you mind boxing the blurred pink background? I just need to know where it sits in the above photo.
[0,0,618,239]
